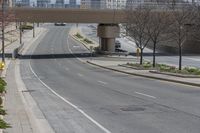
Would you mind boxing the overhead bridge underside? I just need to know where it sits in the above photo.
[13,8,127,23]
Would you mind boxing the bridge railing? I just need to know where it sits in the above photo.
[12,1,200,10]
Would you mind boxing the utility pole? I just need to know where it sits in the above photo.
[33,22,35,38]
[1,0,5,63]
[20,22,22,44]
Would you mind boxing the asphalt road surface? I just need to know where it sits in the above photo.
[20,24,200,133]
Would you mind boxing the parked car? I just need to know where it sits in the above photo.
[115,40,121,49]
[115,48,129,56]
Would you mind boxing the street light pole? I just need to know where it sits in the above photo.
[1,0,5,63]
[33,22,35,38]
[20,22,22,44]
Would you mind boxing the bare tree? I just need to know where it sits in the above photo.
[126,5,151,65]
[147,11,172,67]
[170,3,196,70]
[0,0,16,62]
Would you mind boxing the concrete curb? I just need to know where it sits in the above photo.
[68,27,98,51]
[1,27,53,133]
[14,27,54,133]
[70,35,91,51]
[15,60,54,133]
[149,70,200,78]
[87,61,200,88]
[0,60,12,133]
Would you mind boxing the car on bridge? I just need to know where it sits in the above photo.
[54,23,66,26]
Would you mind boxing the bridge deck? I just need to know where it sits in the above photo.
[13,8,127,23]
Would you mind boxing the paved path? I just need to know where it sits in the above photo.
[4,61,33,133]
[2,27,49,133]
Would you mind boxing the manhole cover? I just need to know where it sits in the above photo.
[120,106,146,112]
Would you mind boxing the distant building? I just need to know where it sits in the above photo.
[37,0,50,7]
[106,0,126,9]
[69,0,76,7]
[81,0,106,9]
[56,0,64,7]
[80,0,90,8]
[22,0,30,6]
[125,0,190,9]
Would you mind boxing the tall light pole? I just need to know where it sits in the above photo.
[20,22,22,44]
[33,22,35,38]
[1,0,5,63]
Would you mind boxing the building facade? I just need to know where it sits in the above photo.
[56,0,64,7]
[37,0,50,7]
[81,0,106,9]
[106,0,126,9]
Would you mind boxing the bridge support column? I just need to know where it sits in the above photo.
[97,24,119,53]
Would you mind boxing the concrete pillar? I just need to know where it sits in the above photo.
[97,24,120,53]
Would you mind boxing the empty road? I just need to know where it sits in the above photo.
[20,24,200,133]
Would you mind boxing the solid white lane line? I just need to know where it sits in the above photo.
[185,57,200,62]
[73,45,80,48]
[135,91,156,99]
[67,35,86,62]
[29,63,111,133]
[98,80,108,85]
[77,73,84,77]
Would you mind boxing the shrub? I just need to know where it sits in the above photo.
[0,97,2,106]
[0,107,6,116]
[20,25,33,30]
[75,33,83,39]
[143,62,151,68]
[0,84,6,94]
[0,78,6,86]
[83,38,93,44]
[0,119,10,129]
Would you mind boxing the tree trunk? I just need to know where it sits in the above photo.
[20,22,22,44]
[140,48,143,65]
[153,42,156,67]
[179,45,182,70]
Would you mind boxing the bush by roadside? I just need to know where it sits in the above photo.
[126,62,200,76]
[75,33,83,39]
[20,25,33,30]
[0,78,10,129]
[74,33,93,44]
[83,38,93,44]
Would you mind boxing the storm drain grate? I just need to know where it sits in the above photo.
[22,90,35,93]
[120,106,146,112]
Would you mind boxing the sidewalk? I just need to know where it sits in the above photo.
[4,61,33,133]
[1,27,47,133]
[87,59,200,87]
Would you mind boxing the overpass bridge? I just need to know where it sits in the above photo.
[13,8,127,24]
[13,7,127,52]
[10,1,198,53]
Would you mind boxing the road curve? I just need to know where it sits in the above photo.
[20,24,200,133]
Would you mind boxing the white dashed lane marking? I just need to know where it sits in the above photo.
[98,80,108,85]
[77,73,84,77]
[135,91,156,99]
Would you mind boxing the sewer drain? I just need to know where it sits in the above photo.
[22,90,35,93]
[120,106,146,112]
